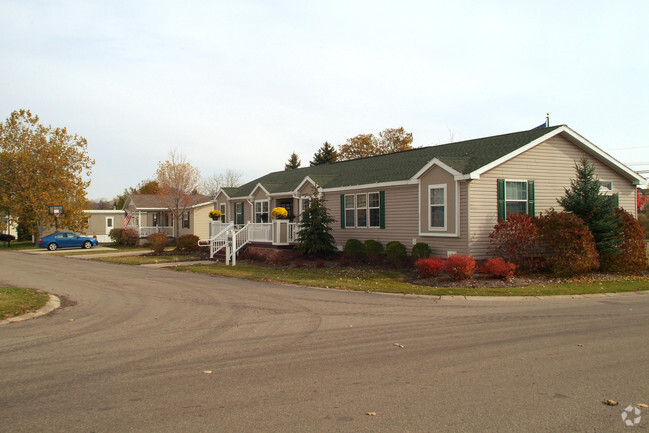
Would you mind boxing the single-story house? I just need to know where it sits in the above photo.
[123,194,215,239]
[83,209,127,242]
[211,124,645,259]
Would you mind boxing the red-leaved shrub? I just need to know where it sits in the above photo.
[482,258,516,280]
[536,210,599,277]
[414,257,446,278]
[600,208,648,273]
[444,254,476,280]
[488,213,543,271]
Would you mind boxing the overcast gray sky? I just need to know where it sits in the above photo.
[1,0,647,200]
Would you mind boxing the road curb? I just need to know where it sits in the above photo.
[0,294,61,326]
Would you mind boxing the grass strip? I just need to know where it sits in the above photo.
[94,255,203,265]
[0,287,50,320]
[176,263,649,296]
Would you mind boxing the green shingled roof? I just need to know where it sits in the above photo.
[227,125,564,197]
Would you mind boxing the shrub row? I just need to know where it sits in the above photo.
[414,256,516,281]
[343,239,432,267]
[488,208,647,277]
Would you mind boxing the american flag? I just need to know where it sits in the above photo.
[123,211,132,229]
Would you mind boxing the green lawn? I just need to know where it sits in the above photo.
[0,287,50,320]
[0,240,39,250]
[94,254,203,265]
[175,263,649,297]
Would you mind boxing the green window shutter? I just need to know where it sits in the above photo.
[527,180,535,216]
[340,194,345,229]
[614,193,619,207]
[497,179,505,220]
[379,190,386,229]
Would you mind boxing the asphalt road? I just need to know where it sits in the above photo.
[1,250,648,432]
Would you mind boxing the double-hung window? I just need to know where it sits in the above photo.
[428,185,446,230]
[182,212,190,229]
[505,181,528,217]
[368,193,380,228]
[299,198,311,221]
[342,192,382,228]
[344,195,355,228]
[497,179,535,219]
[254,200,269,223]
[234,203,244,225]
[219,203,226,223]
[356,194,367,227]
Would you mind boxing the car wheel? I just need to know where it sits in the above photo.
[83,241,92,249]
[48,243,57,251]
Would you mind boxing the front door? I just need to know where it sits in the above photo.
[106,217,113,234]
[278,199,294,222]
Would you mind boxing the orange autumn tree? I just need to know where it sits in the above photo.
[0,109,94,239]
[155,149,201,239]
[337,127,413,160]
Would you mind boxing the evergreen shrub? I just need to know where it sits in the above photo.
[411,242,432,260]
[364,240,384,264]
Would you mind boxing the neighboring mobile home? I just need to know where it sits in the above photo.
[211,125,645,258]
[123,194,215,239]
[83,210,126,242]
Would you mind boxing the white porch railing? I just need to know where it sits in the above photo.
[288,223,300,243]
[198,223,234,258]
[139,226,174,238]
[197,221,301,266]
[208,221,229,238]
[248,223,273,242]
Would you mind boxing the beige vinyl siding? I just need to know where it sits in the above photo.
[190,203,214,240]
[468,135,638,258]
[418,165,457,235]
[326,183,470,255]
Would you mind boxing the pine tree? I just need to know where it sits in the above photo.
[284,152,301,170]
[296,195,336,257]
[310,142,338,166]
[557,157,621,260]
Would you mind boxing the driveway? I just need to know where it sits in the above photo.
[1,250,648,432]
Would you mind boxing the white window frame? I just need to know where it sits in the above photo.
[254,200,269,223]
[344,194,355,228]
[234,203,244,225]
[106,217,113,233]
[600,180,613,194]
[504,180,528,218]
[356,194,367,228]
[344,192,380,228]
[368,192,380,228]
[219,203,227,223]
[428,184,447,231]
[299,197,311,221]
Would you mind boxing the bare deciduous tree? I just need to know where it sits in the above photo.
[155,149,201,239]
[199,169,243,197]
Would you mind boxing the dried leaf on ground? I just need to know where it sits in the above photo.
[366,412,377,416]
[602,399,618,406]
[203,370,213,374]
[637,403,649,408]
[393,343,404,348]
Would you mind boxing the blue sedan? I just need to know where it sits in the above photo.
[38,232,99,251]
